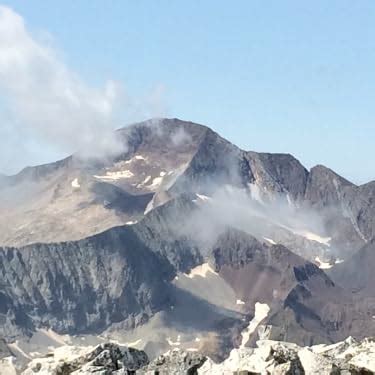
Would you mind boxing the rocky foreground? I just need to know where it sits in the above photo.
[3,336,375,374]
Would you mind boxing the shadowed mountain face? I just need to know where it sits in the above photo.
[0,118,374,360]
[0,225,175,339]
[329,239,375,295]
[209,228,375,346]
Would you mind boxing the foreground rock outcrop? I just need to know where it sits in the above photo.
[140,350,207,374]
[15,336,375,374]
[21,343,149,374]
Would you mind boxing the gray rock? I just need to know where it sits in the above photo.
[140,349,206,374]
[22,343,148,375]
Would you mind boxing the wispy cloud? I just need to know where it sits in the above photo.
[0,6,166,174]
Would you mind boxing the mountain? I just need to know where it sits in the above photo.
[1,118,372,260]
[0,118,374,368]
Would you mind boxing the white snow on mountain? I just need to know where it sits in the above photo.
[280,223,332,246]
[263,237,276,245]
[185,263,217,278]
[196,194,211,201]
[71,178,80,189]
[300,231,331,246]
[123,155,147,164]
[240,302,270,348]
[315,256,333,269]
[94,170,134,180]
[148,176,163,189]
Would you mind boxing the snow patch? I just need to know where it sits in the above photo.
[94,170,134,181]
[236,299,246,305]
[301,231,331,246]
[196,193,211,201]
[282,224,331,246]
[185,263,218,278]
[71,178,80,189]
[315,256,333,270]
[125,221,137,225]
[148,176,163,189]
[263,237,276,245]
[240,302,270,348]
[124,155,146,164]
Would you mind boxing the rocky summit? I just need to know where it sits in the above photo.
[7,336,375,374]
[0,118,375,374]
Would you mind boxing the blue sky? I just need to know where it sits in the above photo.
[0,1,374,183]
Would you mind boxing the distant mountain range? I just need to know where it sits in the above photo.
[0,118,375,370]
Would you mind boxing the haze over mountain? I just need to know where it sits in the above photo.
[1,118,375,374]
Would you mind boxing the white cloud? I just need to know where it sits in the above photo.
[0,6,132,173]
